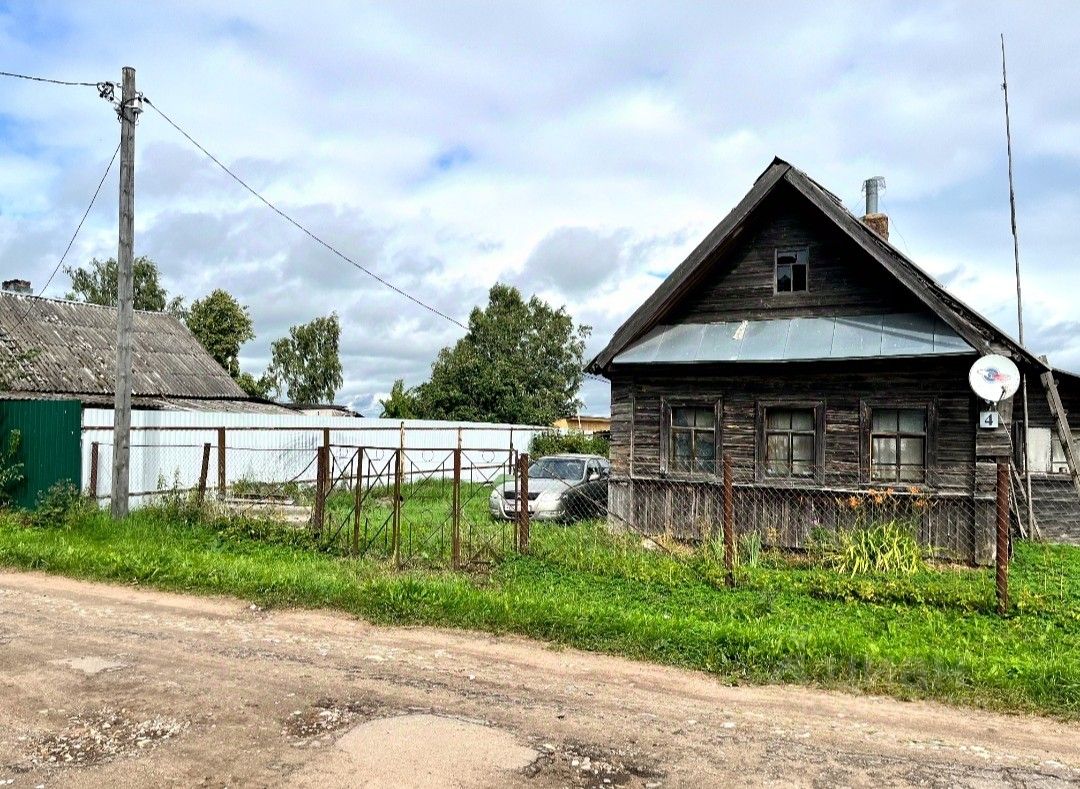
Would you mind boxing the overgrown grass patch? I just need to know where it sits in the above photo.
[0,503,1077,720]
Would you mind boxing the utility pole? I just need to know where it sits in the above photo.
[110,66,138,519]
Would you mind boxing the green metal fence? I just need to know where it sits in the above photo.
[0,399,82,509]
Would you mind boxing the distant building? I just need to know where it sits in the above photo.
[284,403,363,418]
[552,415,610,434]
[0,289,290,413]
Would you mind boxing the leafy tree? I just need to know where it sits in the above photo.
[65,256,184,314]
[236,371,275,399]
[185,289,255,378]
[266,313,343,404]
[379,379,421,419]
[415,283,589,425]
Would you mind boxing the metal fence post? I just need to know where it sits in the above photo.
[216,427,226,499]
[996,460,1011,615]
[392,446,403,567]
[517,452,530,554]
[197,442,211,504]
[723,453,735,587]
[452,429,462,570]
[313,445,328,537]
[89,442,99,500]
[352,447,363,557]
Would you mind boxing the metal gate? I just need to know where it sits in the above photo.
[0,398,82,509]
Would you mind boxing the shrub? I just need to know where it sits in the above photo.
[0,428,23,506]
[29,480,91,528]
[529,431,609,458]
[738,531,763,568]
[828,520,925,576]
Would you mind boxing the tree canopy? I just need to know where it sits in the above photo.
[185,289,255,378]
[65,256,184,314]
[267,313,343,404]
[378,379,421,419]
[414,283,589,425]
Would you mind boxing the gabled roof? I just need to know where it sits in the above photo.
[587,157,1046,374]
[0,292,259,403]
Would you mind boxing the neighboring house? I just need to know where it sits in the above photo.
[587,157,1080,560]
[285,403,363,418]
[0,289,291,414]
[552,415,611,435]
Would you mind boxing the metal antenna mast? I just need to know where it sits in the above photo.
[1000,34,1034,535]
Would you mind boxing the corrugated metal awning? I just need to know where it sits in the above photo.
[613,312,974,365]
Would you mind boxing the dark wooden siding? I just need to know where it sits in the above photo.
[608,356,1000,562]
[611,357,977,490]
[666,184,924,324]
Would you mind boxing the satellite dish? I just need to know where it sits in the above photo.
[968,354,1021,403]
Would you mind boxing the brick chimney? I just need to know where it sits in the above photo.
[1,278,31,294]
[861,176,889,241]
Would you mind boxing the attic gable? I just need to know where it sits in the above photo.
[587,158,1043,374]
[665,182,925,325]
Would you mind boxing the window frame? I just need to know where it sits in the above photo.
[659,398,722,478]
[774,247,809,295]
[755,400,826,483]
[859,400,937,486]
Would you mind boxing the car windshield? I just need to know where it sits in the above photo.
[529,458,585,481]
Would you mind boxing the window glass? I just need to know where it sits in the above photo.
[776,249,808,293]
[792,264,807,292]
[872,436,896,465]
[872,409,897,432]
[792,434,814,461]
[870,406,927,483]
[669,405,717,474]
[776,264,792,292]
[767,410,791,430]
[673,431,692,461]
[899,409,926,433]
[764,407,816,478]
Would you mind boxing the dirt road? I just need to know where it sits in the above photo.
[0,571,1077,788]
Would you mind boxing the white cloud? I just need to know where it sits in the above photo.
[3,1,1080,416]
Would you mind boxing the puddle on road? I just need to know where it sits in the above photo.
[290,713,537,788]
[49,656,126,676]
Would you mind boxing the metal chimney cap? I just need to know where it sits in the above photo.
[863,176,886,215]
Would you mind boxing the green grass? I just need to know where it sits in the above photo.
[0,501,1078,720]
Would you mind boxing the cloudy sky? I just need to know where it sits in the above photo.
[1,2,1078,416]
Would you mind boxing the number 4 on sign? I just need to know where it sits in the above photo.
[980,410,1000,429]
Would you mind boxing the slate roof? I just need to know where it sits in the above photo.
[0,292,290,413]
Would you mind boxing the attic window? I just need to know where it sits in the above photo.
[775,248,808,293]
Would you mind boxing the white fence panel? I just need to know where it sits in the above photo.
[81,409,548,508]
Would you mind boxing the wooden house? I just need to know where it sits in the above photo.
[587,158,1079,562]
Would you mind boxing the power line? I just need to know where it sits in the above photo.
[142,96,469,331]
[9,141,121,330]
[0,69,103,88]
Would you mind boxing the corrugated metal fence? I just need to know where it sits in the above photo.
[0,399,82,508]
[80,409,548,509]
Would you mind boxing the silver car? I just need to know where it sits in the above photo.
[489,454,611,522]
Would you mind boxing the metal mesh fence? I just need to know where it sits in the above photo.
[79,425,1080,615]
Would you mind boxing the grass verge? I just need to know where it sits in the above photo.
[0,503,1077,720]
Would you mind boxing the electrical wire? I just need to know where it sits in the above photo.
[142,96,468,331]
[8,141,121,330]
[0,69,102,87]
